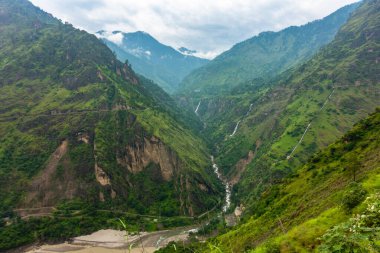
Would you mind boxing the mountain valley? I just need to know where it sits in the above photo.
[0,0,379,252]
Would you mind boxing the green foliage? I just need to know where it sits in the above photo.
[197,216,226,235]
[319,193,380,253]
[127,163,179,216]
[0,199,196,251]
[342,182,367,212]
[0,0,222,250]
[156,241,195,253]
[204,109,380,252]
[186,0,380,229]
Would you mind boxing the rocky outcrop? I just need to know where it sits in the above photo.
[95,164,111,186]
[229,140,261,186]
[77,132,90,144]
[117,136,180,181]
[20,130,212,215]
[229,151,254,186]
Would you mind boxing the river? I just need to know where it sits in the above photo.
[211,156,231,213]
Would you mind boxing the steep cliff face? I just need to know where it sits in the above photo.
[17,111,218,216]
[120,136,180,181]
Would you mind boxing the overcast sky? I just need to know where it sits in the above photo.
[30,0,358,59]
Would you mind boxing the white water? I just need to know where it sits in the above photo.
[229,104,252,138]
[230,120,241,137]
[211,156,231,213]
[319,89,335,111]
[287,123,312,159]
[287,89,336,159]
[195,101,201,114]
[246,103,254,116]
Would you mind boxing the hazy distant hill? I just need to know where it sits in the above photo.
[98,31,209,93]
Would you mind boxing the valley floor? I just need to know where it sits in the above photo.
[25,227,196,253]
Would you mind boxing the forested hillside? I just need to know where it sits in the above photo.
[213,108,380,252]
[1,0,379,252]
[168,1,380,251]
[194,0,379,200]
[0,0,222,237]
[179,3,359,95]
[161,108,380,252]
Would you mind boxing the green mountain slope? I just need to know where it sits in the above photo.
[229,0,377,174]
[194,0,379,184]
[179,3,359,95]
[214,108,380,252]
[180,108,380,253]
[98,31,209,94]
[173,2,380,249]
[0,0,222,223]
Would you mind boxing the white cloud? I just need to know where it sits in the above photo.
[96,31,124,45]
[30,0,359,59]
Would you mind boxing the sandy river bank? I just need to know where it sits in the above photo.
[25,227,195,253]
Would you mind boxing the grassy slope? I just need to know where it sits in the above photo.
[212,109,380,252]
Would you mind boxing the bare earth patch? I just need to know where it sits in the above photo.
[25,227,197,253]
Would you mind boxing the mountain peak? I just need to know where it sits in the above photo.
[126,30,153,37]
[97,30,209,93]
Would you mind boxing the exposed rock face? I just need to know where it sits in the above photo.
[229,140,261,186]
[23,140,73,207]
[229,151,254,186]
[118,136,180,181]
[20,129,213,215]
[77,132,90,144]
[95,164,111,186]
[234,204,245,217]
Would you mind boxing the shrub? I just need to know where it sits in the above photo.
[319,193,380,253]
[341,182,367,211]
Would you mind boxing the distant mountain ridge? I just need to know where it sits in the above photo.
[97,30,209,93]
[179,2,360,95]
